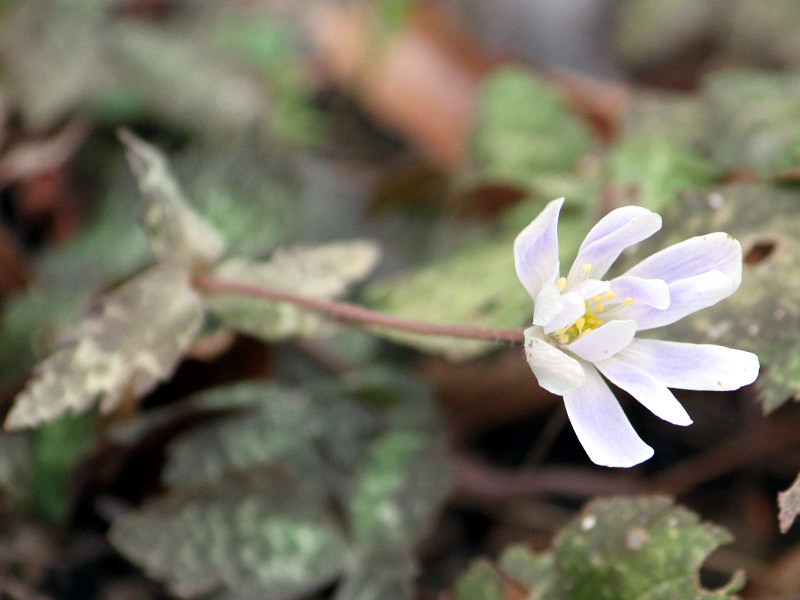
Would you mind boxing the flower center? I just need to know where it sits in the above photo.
[552,284,634,345]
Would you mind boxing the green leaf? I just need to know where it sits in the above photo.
[5,264,205,429]
[701,71,800,178]
[365,234,530,358]
[162,382,378,493]
[334,551,416,600]
[454,496,741,600]
[109,468,350,600]
[555,496,740,600]
[607,136,713,212]
[0,432,33,510]
[778,473,800,533]
[119,129,227,267]
[349,429,450,550]
[32,411,96,523]
[470,68,594,192]
[454,560,505,600]
[204,241,380,342]
[642,184,800,412]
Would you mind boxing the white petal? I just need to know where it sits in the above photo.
[567,207,661,285]
[625,232,742,287]
[610,275,670,309]
[542,292,585,334]
[565,320,637,363]
[563,364,654,467]
[614,338,760,391]
[571,278,611,299]
[524,328,585,395]
[595,356,692,426]
[533,281,564,326]
[515,198,563,299]
[624,270,737,330]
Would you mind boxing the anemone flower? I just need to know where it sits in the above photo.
[516,198,759,467]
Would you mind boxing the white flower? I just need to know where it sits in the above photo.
[515,198,760,468]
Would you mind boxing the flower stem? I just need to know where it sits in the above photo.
[194,275,526,344]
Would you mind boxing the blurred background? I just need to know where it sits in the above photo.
[2,1,800,599]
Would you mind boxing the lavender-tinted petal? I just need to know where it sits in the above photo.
[595,356,692,426]
[567,207,661,285]
[565,319,637,362]
[572,278,611,299]
[614,338,760,391]
[515,198,563,299]
[524,328,585,394]
[543,292,585,333]
[610,275,670,309]
[624,270,736,330]
[625,232,742,287]
[533,281,564,326]
[563,364,654,467]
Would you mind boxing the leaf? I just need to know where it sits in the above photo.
[643,184,800,412]
[454,496,741,600]
[204,241,380,342]
[5,264,205,429]
[469,68,595,193]
[119,129,227,267]
[348,429,450,550]
[334,551,416,600]
[778,473,800,533]
[365,234,531,358]
[0,432,33,509]
[701,71,800,178]
[162,382,378,493]
[109,468,350,600]
[554,496,740,600]
[607,135,713,212]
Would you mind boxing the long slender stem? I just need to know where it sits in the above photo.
[194,275,526,344]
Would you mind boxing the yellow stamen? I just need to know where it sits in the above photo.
[575,317,586,330]
[582,264,592,273]
[557,277,567,291]
[594,319,604,327]
[555,328,564,335]
[595,304,605,312]
[580,329,589,337]
[625,297,634,307]
[606,290,615,300]
[592,295,603,303]
[559,334,569,344]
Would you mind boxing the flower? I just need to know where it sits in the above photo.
[515,198,760,468]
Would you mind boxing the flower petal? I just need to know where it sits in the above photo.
[613,338,760,391]
[610,275,670,309]
[572,278,611,299]
[542,292,585,333]
[565,319,637,363]
[563,364,654,467]
[515,198,563,299]
[567,206,661,285]
[524,327,585,394]
[595,356,692,426]
[533,281,564,326]
[625,232,742,287]
[623,270,737,330]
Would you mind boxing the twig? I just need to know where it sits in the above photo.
[194,274,526,344]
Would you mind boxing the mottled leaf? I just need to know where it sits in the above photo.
[555,496,740,600]
[454,560,505,600]
[162,382,378,493]
[5,265,205,429]
[334,551,416,600]
[470,68,594,192]
[702,71,800,178]
[109,469,349,600]
[120,130,227,267]
[204,241,380,342]
[454,496,741,600]
[778,473,800,533]
[644,184,799,411]
[349,428,450,550]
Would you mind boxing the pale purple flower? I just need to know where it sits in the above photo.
[516,198,760,467]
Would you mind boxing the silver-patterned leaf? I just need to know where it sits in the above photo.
[205,241,380,342]
[109,468,349,600]
[119,129,227,267]
[5,265,204,429]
